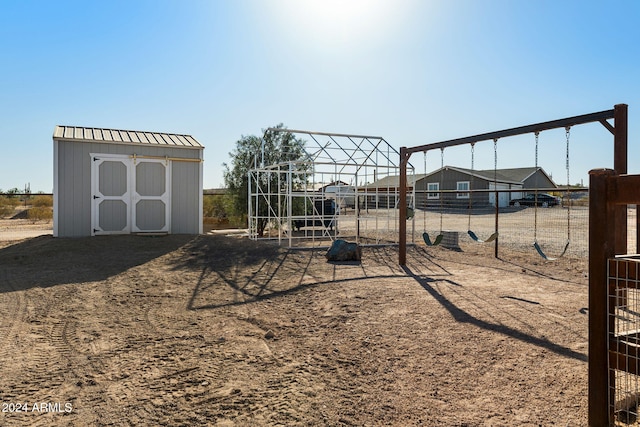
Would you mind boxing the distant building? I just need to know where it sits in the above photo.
[204,188,228,196]
[320,181,356,209]
[364,166,556,209]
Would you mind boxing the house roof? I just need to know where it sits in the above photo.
[53,125,204,149]
[365,166,556,189]
[363,174,424,189]
[204,188,227,195]
[448,166,541,184]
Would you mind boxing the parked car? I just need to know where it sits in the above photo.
[509,193,559,208]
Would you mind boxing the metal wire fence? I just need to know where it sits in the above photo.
[416,205,591,258]
[241,186,639,261]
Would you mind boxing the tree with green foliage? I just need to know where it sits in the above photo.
[223,124,309,237]
[203,194,228,221]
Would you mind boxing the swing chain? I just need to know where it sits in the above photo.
[493,138,499,207]
[565,127,570,185]
[468,144,475,230]
[533,132,539,240]
[470,143,475,170]
[493,138,498,179]
[439,148,444,232]
[534,131,540,168]
[423,151,427,230]
[565,126,571,242]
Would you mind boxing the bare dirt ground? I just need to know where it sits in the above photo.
[0,218,52,241]
[0,221,592,426]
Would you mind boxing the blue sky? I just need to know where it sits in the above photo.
[1,0,639,192]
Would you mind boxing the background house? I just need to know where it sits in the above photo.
[360,174,420,209]
[415,166,556,209]
[320,181,356,209]
[362,166,557,210]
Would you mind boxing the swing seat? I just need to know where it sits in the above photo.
[533,240,570,261]
[406,207,415,220]
[467,230,498,243]
[423,232,443,247]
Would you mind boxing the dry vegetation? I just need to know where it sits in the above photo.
[0,195,53,222]
[0,196,20,218]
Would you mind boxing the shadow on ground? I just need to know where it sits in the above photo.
[0,234,194,292]
[402,264,587,362]
[173,237,452,311]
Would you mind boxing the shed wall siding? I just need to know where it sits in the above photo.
[55,140,202,236]
[170,161,200,234]
[56,140,91,236]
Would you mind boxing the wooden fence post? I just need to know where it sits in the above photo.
[589,168,617,426]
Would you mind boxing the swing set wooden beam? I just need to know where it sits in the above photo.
[402,108,616,156]
[398,104,627,266]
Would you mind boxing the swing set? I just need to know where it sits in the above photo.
[467,140,500,244]
[422,141,500,247]
[398,104,628,266]
[532,128,572,260]
[421,149,444,247]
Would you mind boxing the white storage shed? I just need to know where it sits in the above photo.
[53,126,204,237]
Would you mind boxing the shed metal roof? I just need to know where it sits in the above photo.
[53,125,204,149]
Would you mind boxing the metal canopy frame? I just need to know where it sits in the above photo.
[249,128,415,248]
[398,104,628,266]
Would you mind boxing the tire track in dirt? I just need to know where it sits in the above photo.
[7,328,67,408]
[52,272,195,424]
[0,274,75,427]
[188,352,324,425]
[0,282,30,404]
[142,294,188,336]
[45,307,122,424]
[143,294,311,426]
[100,335,221,426]
[0,271,28,355]
[57,318,148,426]
[80,271,218,424]
[0,292,27,359]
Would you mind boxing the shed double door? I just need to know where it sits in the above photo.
[91,154,170,235]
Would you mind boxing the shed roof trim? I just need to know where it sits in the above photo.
[53,125,204,149]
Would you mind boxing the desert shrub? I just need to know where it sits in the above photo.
[203,193,244,228]
[27,206,53,222]
[0,196,20,207]
[0,205,14,218]
[0,196,18,218]
[31,195,53,207]
[203,194,227,220]
[228,214,247,228]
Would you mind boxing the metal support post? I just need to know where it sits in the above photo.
[399,147,408,265]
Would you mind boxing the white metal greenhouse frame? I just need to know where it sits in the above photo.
[248,129,415,248]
